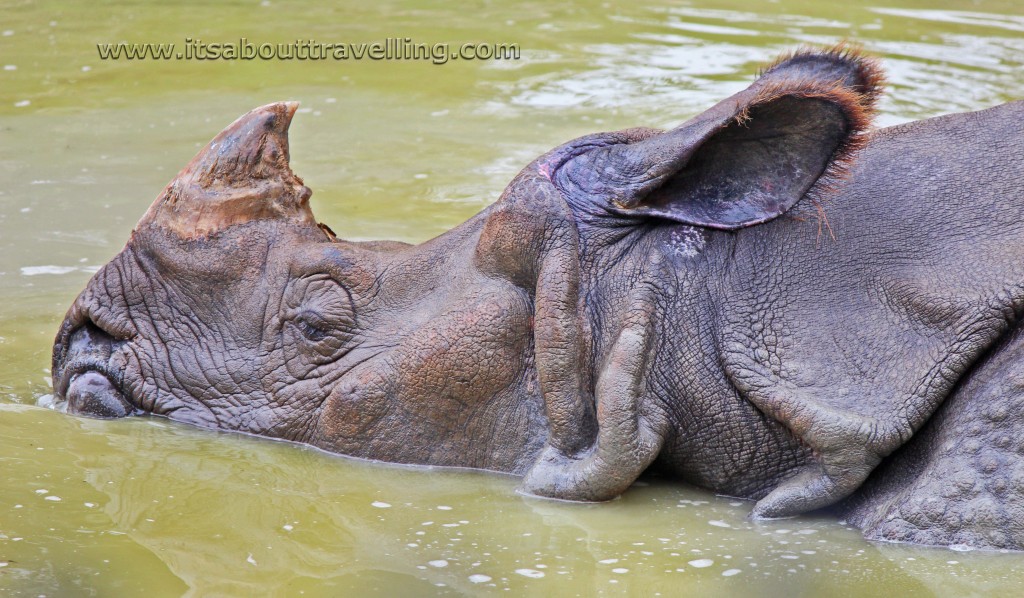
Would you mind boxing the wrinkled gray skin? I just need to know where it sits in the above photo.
[53,46,1024,550]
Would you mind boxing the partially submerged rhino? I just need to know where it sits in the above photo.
[53,45,1024,550]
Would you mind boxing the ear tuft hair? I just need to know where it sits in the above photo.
[752,43,886,206]
[758,42,886,105]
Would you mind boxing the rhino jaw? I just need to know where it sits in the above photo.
[135,101,317,239]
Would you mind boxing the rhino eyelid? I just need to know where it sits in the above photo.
[289,308,345,339]
[294,316,330,341]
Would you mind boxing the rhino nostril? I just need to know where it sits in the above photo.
[66,370,132,419]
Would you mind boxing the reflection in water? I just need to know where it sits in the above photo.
[3,0,1024,595]
[4,403,1023,596]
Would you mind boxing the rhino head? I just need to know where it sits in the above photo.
[53,45,883,494]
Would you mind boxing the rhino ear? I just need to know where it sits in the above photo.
[557,44,884,230]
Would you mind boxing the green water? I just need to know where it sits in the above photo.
[3,0,1024,595]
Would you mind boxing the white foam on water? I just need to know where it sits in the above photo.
[21,266,78,276]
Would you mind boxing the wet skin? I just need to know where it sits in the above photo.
[53,45,1024,550]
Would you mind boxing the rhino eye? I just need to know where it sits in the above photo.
[282,276,356,368]
[294,310,331,341]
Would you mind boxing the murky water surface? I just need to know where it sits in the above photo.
[3,0,1024,595]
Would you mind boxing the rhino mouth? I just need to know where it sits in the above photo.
[55,323,139,419]
[61,368,135,419]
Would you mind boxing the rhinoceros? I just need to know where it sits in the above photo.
[52,45,1024,550]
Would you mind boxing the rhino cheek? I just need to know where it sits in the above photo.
[316,365,393,456]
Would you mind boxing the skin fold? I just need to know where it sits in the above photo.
[52,44,1024,550]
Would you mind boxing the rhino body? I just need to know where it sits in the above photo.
[53,46,1024,549]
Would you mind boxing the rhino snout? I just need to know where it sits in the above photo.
[55,320,137,419]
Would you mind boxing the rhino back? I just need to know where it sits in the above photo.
[645,101,1024,500]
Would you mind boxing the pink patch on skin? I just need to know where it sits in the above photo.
[537,160,554,181]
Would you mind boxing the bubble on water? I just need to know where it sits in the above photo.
[469,574,492,583]
[796,529,818,535]
[598,559,619,565]
[4,65,15,71]
[723,569,742,577]
[949,544,974,553]
[371,501,391,508]
[246,554,257,566]
[14,100,30,107]
[688,559,714,568]
[947,560,960,565]
[13,505,22,509]
[44,496,61,502]
[282,525,294,531]
[612,568,629,574]
[82,65,91,72]
[709,520,731,528]
[35,489,48,494]
[515,568,545,578]
[429,560,449,568]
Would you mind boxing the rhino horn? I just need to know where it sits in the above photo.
[135,101,317,239]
